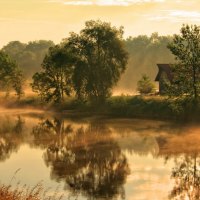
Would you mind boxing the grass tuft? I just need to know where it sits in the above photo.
[0,182,64,200]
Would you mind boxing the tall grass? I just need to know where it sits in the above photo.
[0,182,64,200]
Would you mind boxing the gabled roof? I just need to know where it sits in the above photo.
[155,64,173,82]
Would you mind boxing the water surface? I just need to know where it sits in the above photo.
[0,109,199,200]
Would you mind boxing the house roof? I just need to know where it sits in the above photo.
[155,64,173,82]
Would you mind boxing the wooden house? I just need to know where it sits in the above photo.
[155,64,173,94]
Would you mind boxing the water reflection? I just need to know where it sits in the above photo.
[1,113,200,200]
[0,116,25,161]
[32,118,130,199]
[169,154,200,200]
[155,127,200,200]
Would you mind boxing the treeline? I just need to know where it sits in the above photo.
[2,40,54,78]
[32,20,128,103]
[0,20,129,102]
[1,32,175,92]
[1,21,200,120]
[121,33,175,91]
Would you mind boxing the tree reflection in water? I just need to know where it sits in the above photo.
[32,118,130,200]
[169,154,200,200]
[0,116,25,161]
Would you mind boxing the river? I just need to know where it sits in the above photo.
[0,109,199,200]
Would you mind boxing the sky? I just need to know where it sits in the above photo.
[1,0,200,47]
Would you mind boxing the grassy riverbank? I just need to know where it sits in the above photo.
[1,94,200,121]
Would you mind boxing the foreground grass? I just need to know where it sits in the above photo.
[0,183,63,200]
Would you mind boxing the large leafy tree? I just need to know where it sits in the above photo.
[32,45,73,103]
[67,20,129,102]
[167,24,200,101]
[0,51,24,99]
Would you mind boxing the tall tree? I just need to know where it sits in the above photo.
[32,45,73,103]
[0,51,24,99]
[67,20,129,102]
[167,24,200,101]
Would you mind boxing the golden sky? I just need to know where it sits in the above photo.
[1,0,200,47]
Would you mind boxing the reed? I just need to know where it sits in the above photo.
[0,182,64,200]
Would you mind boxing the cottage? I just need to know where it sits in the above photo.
[155,64,173,94]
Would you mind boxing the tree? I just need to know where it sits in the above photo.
[137,74,155,95]
[12,69,24,99]
[167,24,200,101]
[121,34,174,92]
[0,51,24,99]
[67,20,129,102]
[32,45,73,103]
[2,40,54,78]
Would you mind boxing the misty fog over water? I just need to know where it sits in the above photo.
[0,109,199,199]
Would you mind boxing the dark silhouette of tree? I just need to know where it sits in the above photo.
[67,20,129,102]
[167,24,200,101]
[0,51,24,99]
[32,45,73,103]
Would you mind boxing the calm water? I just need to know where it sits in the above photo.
[0,109,200,200]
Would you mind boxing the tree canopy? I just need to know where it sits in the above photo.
[67,20,129,102]
[167,24,200,101]
[1,34,175,94]
[0,51,24,99]
[2,40,54,78]
[32,45,73,103]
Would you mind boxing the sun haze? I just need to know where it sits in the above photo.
[1,0,200,47]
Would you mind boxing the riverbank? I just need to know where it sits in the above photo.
[1,95,200,121]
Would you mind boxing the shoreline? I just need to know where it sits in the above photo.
[1,95,199,122]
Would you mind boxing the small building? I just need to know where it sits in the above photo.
[155,64,173,94]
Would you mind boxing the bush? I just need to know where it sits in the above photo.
[137,74,155,95]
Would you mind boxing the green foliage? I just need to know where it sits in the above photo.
[32,45,73,103]
[137,74,155,95]
[120,33,174,91]
[2,40,54,78]
[167,24,200,100]
[2,34,175,93]
[67,20,129,102]
[165,24,200,118]
[0,51,24,99]
[107,96,172,119]
[12,69,24,99]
